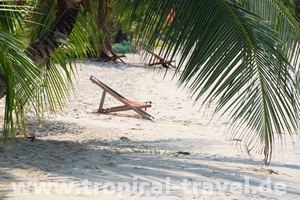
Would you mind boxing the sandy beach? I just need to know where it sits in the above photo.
[0,53,300,200]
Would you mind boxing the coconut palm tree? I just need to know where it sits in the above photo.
[0,0,100,143]
[1,0,300,164]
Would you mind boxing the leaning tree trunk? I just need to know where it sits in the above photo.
[0,0,88,99]
[26,0,82,65]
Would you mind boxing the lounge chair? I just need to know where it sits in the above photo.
[90,76,154,120]
[99,44,126,64]
[146,50,176,68]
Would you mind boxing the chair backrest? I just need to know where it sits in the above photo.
[100,44,114,58]
[90,76,126,99]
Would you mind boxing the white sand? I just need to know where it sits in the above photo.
[0,54,300,200]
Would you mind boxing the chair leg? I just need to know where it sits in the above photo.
[98,90,106,112]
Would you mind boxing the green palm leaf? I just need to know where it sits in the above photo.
[116,0,300,163]
[0,31,40,144]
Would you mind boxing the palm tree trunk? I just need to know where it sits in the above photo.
[0,0,83,99]
[26,0,81,65]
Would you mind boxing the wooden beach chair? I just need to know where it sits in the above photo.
[146,50,176,68]
[99,44,126,64]
[90,76,154,120]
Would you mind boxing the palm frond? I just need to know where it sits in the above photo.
[241,0,300,67]
[0,31,40,144]
[0,1,28,33]
[117,0,300,164]
[24,0,103,118]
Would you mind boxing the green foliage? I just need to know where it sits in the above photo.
[112,41,132,54]
[0,31,40,144]
[0,0,104,145]
[115,0,300,164]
